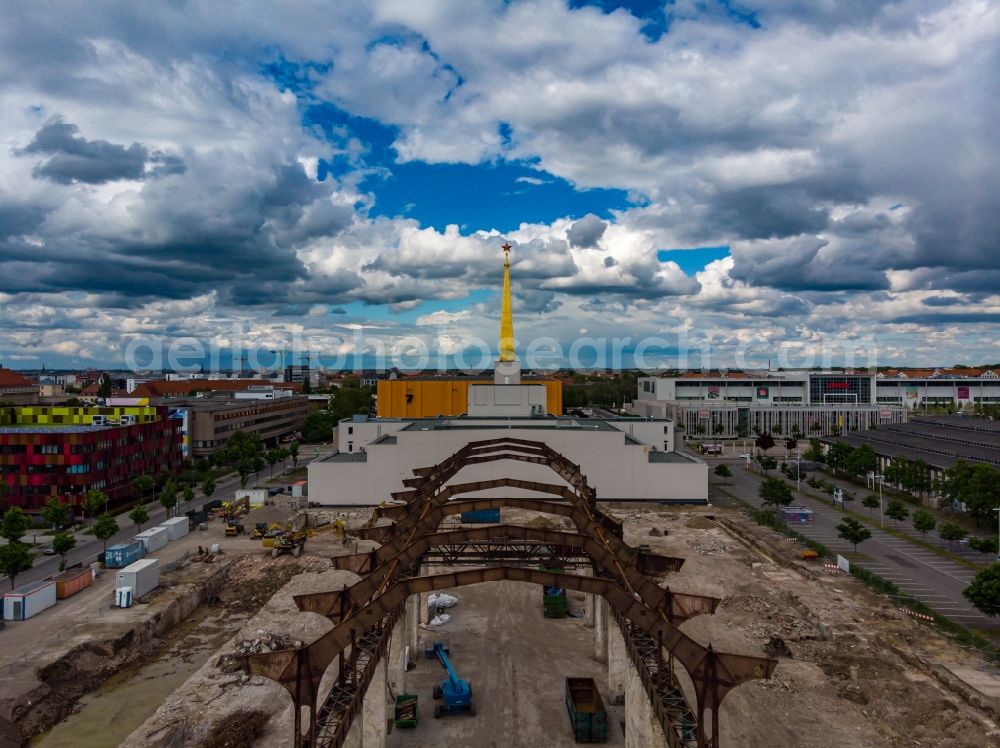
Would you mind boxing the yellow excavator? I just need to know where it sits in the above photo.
[270,529,308,558]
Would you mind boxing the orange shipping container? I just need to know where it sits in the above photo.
[54,567,93,599]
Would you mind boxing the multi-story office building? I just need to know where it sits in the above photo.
[633,371,907,437]
[158,393,309,457]
[0,405,182,513]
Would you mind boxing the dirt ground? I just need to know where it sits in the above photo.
[610,504,1000,748]
[27,500,1000,748]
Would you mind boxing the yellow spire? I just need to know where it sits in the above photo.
[499,242,515,362]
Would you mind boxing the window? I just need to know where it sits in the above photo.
[348,442,353,452]
[347,426,353,435]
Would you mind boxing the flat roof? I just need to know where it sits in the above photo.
[0,424,112,434]
[398,416,657,433]
[322,452,368,463]
[824,417,1000,468]
[6,579,55,596]
[648,450,698,463]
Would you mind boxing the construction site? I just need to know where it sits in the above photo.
[2,253,998,748]
[0,437,996,748]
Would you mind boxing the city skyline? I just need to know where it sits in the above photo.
[1,1,997,369]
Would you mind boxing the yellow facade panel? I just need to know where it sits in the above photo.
[377,379,562,418]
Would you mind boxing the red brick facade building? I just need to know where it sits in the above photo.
[0,406,181,514]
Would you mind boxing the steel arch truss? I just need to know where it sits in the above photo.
[241,437,775,748]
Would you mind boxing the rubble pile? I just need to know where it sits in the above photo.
[685,536,733,555]
[233,630,302,655]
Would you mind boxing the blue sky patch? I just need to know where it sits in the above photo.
[570,0,669,41]
[363,161,632,234]
[657,246,731,275]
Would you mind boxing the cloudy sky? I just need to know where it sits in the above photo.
[1,0,998,371]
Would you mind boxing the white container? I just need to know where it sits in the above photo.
[291,481,307,498]
[158,516,189,541]
[235,488,267,505]
[116,558,160,600]
[116,587,133,608]
[134,526,169,553]
[3,580,57,621]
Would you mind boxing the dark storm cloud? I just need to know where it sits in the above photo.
[904,269,1000,294]
[0,204,49,238]
[728,236,890,292]
[20,120,184,184]
[566,213,607,248]
[922,296,963,307]
[707,185,830,241]
[892,311,1000,325]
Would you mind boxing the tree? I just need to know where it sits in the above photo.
[52,531,76,571]
[129,504,149,531]
[826,442,854,474]
[837,517,872,553]
[803,438,823,462]
[845,444,878,477]
[237,459,254,489]
[82,489,106,523]
[93,512,119,551]
[861,494,880,519]
[713,423,725,436]
[133,473,154,504]
[969,535,999,554]
[42,497,71,530]
[159,478,178,516]
[252,455,266,482]
[0,506,31,544]
[784,437,798,453]
[289,441,300,469]
[202,478,217,498]
[963,564,1000,617]
[713,464,732,482]
[912,508,936,538]
[759,477,794,512]
[0,543,33,589]
[181,484,194,509]
[906,459,932,497]
[266,448,282,478]
[885,498,909,527]
[939,521,967,548]
[755,432,776,453]
[758,456,778,475]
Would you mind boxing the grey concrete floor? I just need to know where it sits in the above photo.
[387,579,625,748]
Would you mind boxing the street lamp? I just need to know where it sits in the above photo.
[794,447,802,492]
[873,473,885,528]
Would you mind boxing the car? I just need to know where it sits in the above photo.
[43,547,56,555]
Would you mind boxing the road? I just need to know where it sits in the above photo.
[15,447,332,587]
[698,453,998,634]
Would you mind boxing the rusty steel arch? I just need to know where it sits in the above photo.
[240,437,776,747]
